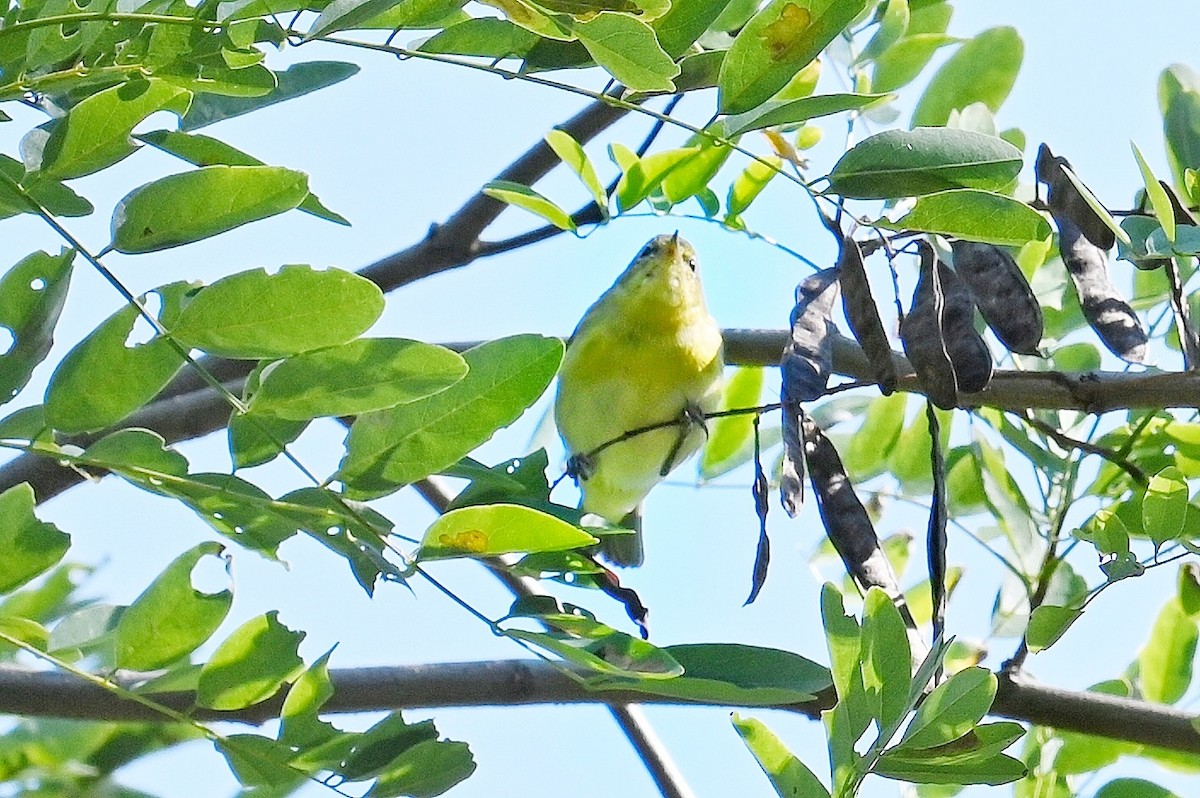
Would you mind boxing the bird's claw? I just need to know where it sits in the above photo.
[566,453,595,482]
[659,402,709,477]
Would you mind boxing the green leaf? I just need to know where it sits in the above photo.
[820,583,861,703]
[872,33,957,94]
[1159,64,1200,200]
[339,335,563,498]
[1144,466,1189,547]
[0,249,74,406]
[733,714,830,798]
[900,667,995,749]
[826,128,1023,199]
[279,649,338,748]
[506,626,683,678]
[419,17,539,57]
[595,643,831,704]
[856,0,907,63]
[572,12,679,93]
[651,0,730,57]
[0,155,93,219]
[30,79,191,180]
[306,0,408,37]
[726,156,781,220]
[718,0,870,114]
[368,738,476,798]
[482,180,577,231]
[44,282,191,433]
[911,26,1022,127]
[879,189,1051,247]
[874,750,1026,785]
[181,62,361,130]
[229,412,310,469]
[417,503,597,559]
[172,265,384,359]
[216,733,302,788]
[699,367,761,479]
[862,587,912,729]
[613,145,701,211]
[660,134,735,205]
[1139,597,1197,704]
[0,483,70,594]
[545,129,608,214]
[1132,141,1177,242]
[249,338,466,420]
[1095,778,1182,798]
[115,542,232,670]
[1025,604,1083,653]
[722,92,891,137]
[842,392,906,481]
[197,611,305,710]
[135,129,349,225]
[110,166,309,254]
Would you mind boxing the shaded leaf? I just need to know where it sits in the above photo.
[1025,604,1083,653]
[0,249,74,405]
[181,62,360,130]
[572,12,678,92]
[882,189,1050,247]
[827,128,1022,199]
[0,483,70,594]
[110,166,309,253]
[722,92,891,137]
[911,26,1022,127]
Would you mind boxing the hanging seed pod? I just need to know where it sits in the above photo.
[900,244,959,410]
[802,416,915,628]
[938,260,994,394]
[1059,215,1149,364]
[779,268,839,517]
[838,237,899,395]
[780,405,805,517]
[816,212,898,394]
[1036,143,1116,251]
[950,240,1044,355]
[781,267,840,404]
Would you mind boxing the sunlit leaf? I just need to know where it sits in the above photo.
[417,503,597,560]
[197,611,305,710]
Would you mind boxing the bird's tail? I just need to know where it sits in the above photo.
[600,507,644,567]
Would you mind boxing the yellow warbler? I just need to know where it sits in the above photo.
[555,233,724,566]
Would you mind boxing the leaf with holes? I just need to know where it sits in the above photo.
[0,483,70,594]
[115,542,232,670]
[44,282,192,433]
[0,249,74,407]
[198,611,305,710]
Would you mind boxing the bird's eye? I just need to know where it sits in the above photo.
[687,258,698,272]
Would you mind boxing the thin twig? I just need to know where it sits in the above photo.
[1021,412,1148,485]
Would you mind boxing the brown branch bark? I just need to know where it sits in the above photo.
[3,661,1199,756]
[8,330,1200,503]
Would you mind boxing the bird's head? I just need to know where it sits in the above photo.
[615,232,707,310]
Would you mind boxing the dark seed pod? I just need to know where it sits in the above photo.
[1036,143,1116,251]
[1058,215,1149,364]
[781,267,839,404]
[938,262,993,394]
[780,405,805,517]
[779,269,839,517]
[802,416,915,627]
[837,235,899,395]
[900,244,959,410]
[950,240,1044,355]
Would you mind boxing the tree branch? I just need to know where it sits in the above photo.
[9,331,1200,503]
[3,661,1199,755]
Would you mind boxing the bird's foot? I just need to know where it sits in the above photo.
[566,453,595,482]
[659,402,710,477]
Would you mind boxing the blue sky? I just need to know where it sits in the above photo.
[4,1,1200,797]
